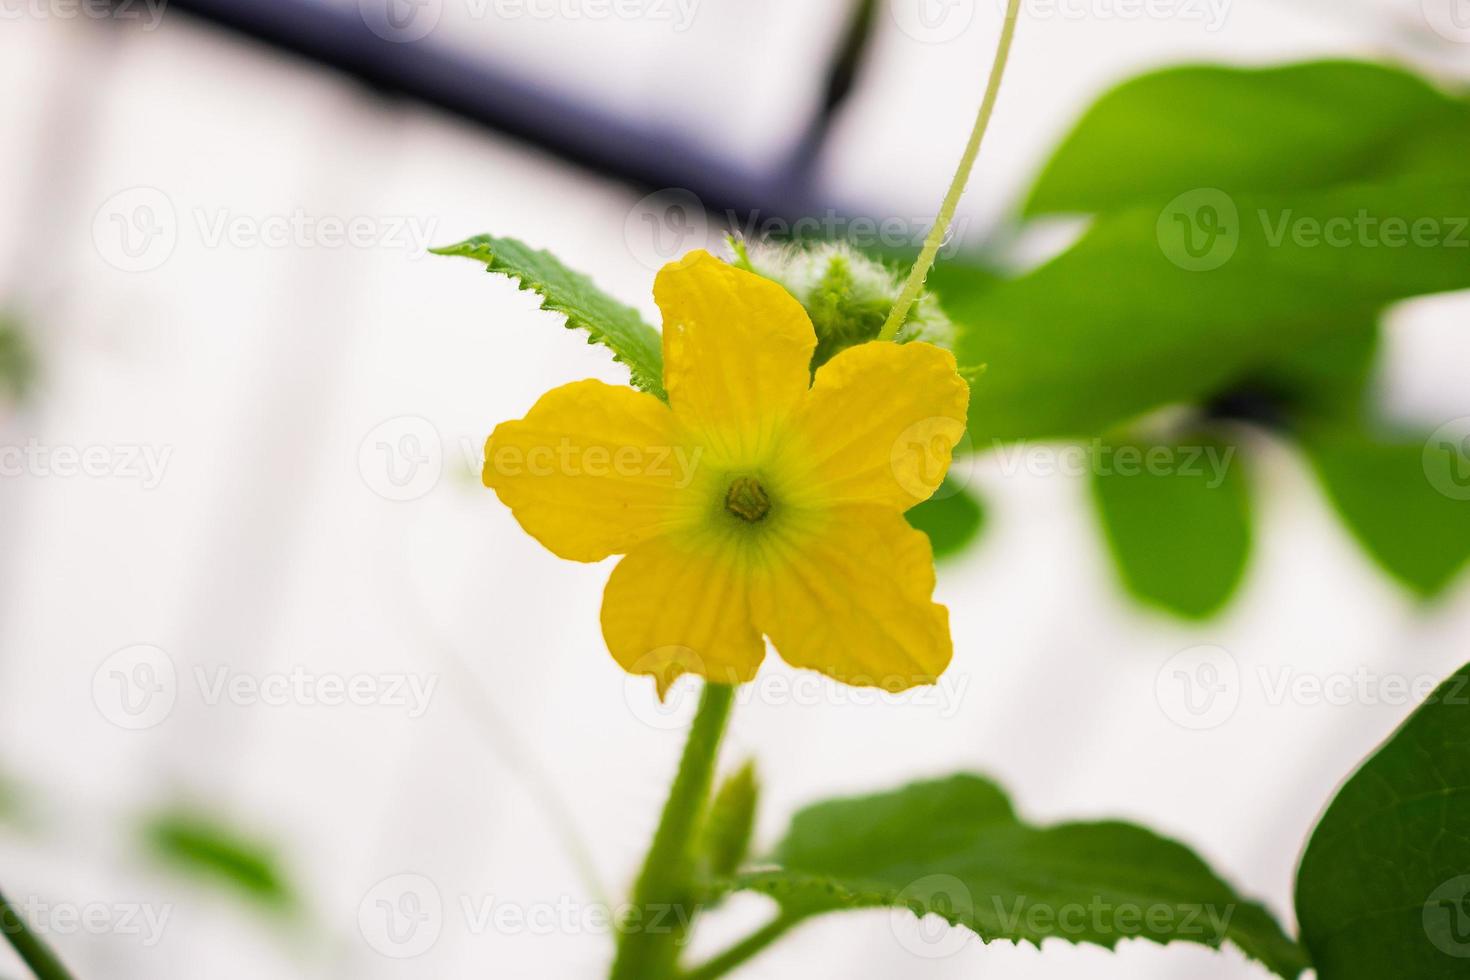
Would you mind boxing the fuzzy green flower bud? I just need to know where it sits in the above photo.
[697,760,759,881]
[730,239,956,368]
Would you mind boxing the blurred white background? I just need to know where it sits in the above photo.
[1,1,1468,977]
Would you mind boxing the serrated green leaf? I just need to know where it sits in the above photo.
[941,177,1470,444]
[144,810,294,911]
[905,479,985,561]
[1296,662,1470,979]
[698,761,759,882]
[1091,435,1250,619]
[1301,426,1470,597]
[1026,61,1470,216]
[728,774,1306,977]
[433,235,666,399]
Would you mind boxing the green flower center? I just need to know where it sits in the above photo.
[724,476,771,523]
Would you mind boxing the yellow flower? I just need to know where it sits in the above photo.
[483,251,969,694]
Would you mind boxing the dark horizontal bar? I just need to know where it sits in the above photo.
[121,0,830,223]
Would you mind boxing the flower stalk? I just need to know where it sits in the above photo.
[609,682,735,980]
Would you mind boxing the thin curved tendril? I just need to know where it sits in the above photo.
[878,0,1023,342]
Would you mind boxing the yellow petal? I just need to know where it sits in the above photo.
[655,251,815,463]
[751,507,951,690]
[779,340,969,511]
[483,379,701,562]
[601,534,765,693]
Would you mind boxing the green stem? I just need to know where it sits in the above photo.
[877,0,1024,342]
[677,912,805,980]
[1,888,76,980]
[610,683,735,980]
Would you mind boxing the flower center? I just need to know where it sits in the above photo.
[724,476,771,523]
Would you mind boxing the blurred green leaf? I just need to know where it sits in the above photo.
[0,773,20,826]
[1026,61,1470,216]
[144,811,294,911]
[1301,426,1470,597]
[432,235,666,399]
[1092,435,1250,618]
[727,775,1306,976]
[906,479,985,560]
[1240,316,1378,423]
[1296,661,1470,978]
[925,259,1002,303]
[0,315,35,403]
[937,177,1470,444]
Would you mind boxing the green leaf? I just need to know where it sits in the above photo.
[144,810,294,911]
[905,479,985,561]
[433,235,666,399]
[1301,426,1470,597]
[1091,435,1250,618]
[0,314,35,402]
[1238,316,1378,423]
[941,177,1470,444]
[0,772,22,826]
[698,761,759,881]
[1296,662,1470,979]
[729,774,1306,977]
[1026,61,1470,216]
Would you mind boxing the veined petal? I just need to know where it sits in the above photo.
[601,534,765,694]
[779,341,969,511]
[654,251,815,463]
[750,507,951,690]
[483,379,702,562]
